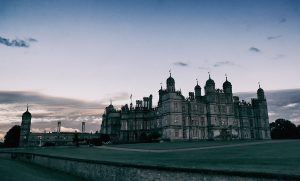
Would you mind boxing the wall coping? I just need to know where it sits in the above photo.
[0,151,299,180]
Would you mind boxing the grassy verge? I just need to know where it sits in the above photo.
[108,140,262,150]
[2,140,300,176]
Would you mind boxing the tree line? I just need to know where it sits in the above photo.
[1,118,300,148]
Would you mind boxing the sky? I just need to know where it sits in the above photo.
[0,0,300,140]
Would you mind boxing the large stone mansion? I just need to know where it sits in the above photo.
[100,73,271,143]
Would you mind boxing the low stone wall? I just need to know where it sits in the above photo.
[0,152,297,181]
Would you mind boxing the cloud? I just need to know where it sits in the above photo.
[28,38,38,42]
[267,35,282,40]
[198,66,210,70]
[213,61,237,68]
[279,18,287,23]
[60,126,80,132]
[273,54,286,60]
[249,47,261,53]
[283,103,298,108]
[173,62,188,67]
[0,36,37,48]
[102,92,131,104]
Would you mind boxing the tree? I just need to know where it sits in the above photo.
[4,125,20,147]
[100,134,111,143]
[270,119,298,139]
[73,132,79,147]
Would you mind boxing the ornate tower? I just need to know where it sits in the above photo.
[257,84,266,100]
[19,105,31,147]
[166,72,175,92]
[204,74,215,95]
[194,79,201,100]
[223,76,232,94]
[223,76,233,103]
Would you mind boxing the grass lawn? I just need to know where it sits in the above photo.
[109,140,261,150]
[3,140,300,176]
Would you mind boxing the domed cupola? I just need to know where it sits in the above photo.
[205,78,215,86]
[195,79,201,90]
[223,75,232,94]
[257,82,265,100]
[205,73,215,94]
[105,100,116,113]
[166,71,175,92]
[22,105,32,120]
[195,79,201,98]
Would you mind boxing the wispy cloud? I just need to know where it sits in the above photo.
[279,18,287,23]
[273,54,286,60]
[213,61,237,68]
[28,38,38,42]
[0,36,37,48]
[249,47,261,53]
[198,66,210,70]
[267,35,282,40]
[103,92,131,103]
[282,103,298,108]
[174,62,188,67]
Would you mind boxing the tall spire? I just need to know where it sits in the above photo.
[258,81,261,88]
[169,69,171,77]
[26,104,28,112]
[196,78,198,85]
[160,82,162,90]
[208,72,211,79]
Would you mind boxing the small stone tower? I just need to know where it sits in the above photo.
[204,74,215,95]
[223,76,233,103]
[223,76,232,94]
[194,79,201,100]
[19,105,32,147]
[252,84,271,139]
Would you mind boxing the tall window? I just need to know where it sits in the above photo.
[175,129,179,137]
[175,116,179,123]
[174,102,178,112]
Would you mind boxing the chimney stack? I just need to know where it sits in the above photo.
[57,121,61,133]
[82,122,85,133]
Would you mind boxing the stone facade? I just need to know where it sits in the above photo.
[100,74,271,143]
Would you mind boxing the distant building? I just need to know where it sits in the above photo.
[100,73,270,143]
[19,107,99,147]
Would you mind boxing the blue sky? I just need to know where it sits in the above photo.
[0,0,300,138]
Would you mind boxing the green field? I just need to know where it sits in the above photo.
[3,140,300,176]
[109,139,261,150]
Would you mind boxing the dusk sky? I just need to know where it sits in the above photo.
[0,0,300,140]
